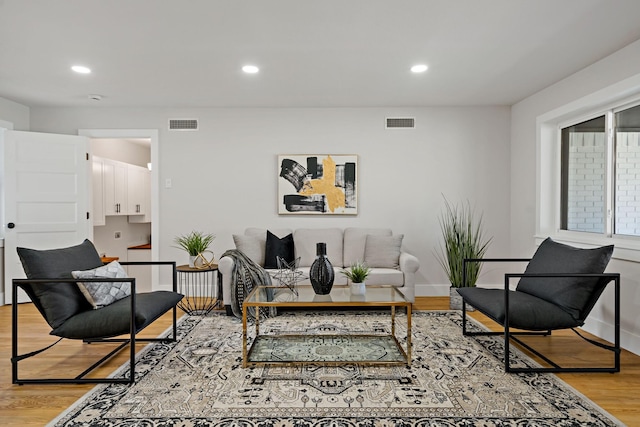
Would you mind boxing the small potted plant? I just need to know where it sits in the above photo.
[341,261,371,295]
[434,197,492,310]
[174,231,215,268]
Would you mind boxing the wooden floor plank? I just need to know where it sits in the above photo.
[0,298,638,426]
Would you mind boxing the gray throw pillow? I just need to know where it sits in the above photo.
[233,234,265,265]
[72,261,131,309]
[364,234,403,268]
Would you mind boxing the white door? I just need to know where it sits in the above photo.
[3,130,91,304]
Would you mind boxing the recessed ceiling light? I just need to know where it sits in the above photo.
[411,64,428,73]
[242,65,259,74]
[71,65,92,74]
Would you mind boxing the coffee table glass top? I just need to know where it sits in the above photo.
[244,285,409,306]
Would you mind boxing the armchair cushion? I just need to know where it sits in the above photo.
[516,238,614,320]
[457,287,581,330]
[51,291,184,339]
[72,261,131,309]
[17,239,103,329]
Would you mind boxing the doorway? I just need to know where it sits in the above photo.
[78,129,160,269]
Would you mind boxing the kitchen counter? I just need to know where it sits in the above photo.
[128,243,151,250]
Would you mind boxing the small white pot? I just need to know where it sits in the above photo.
[350,281,366,295]
[188,255,197,268]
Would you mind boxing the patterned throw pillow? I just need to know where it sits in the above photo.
[72,261,131,309]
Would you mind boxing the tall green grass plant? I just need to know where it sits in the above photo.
[435,198,492,287]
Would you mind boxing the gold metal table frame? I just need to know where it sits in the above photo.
[242,285,412,368]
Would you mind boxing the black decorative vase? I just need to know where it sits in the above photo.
[309,242,334,295]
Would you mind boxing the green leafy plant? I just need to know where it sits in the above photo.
[173,231,215,256]
[341,261,371,283]
[434,197,492,288]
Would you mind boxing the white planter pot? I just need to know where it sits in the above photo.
[350,281,366,295]
[188,255,197,268]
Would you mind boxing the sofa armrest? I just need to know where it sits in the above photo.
[218,255,235,307]
[399,251,419,274]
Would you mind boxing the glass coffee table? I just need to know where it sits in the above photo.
[242,285,411,368]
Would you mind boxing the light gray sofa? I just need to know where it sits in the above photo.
[218,227,419,312]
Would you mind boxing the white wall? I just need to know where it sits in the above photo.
[29,106,511,293]
[0,96,29,131]
[511,39,640,354]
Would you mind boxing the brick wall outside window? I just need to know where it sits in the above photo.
[615,132,640,236]
[567,132,605,233]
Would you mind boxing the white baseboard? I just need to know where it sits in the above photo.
[415,283,450,297]
[583,315,640,357]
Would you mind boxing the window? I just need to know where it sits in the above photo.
[560,103,640,237]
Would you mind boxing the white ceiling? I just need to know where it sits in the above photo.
[2,0,640,109]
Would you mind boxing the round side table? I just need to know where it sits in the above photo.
[176,264,219,315]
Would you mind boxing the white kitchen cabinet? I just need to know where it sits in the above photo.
[128,164,151,223]
[92,157,106,226]
[103,158,128,216]
[92,157,151,223]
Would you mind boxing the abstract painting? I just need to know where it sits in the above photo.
[278,154,357,215]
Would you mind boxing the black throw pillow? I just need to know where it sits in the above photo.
[264,231,294,269]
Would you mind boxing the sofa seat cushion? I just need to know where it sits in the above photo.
[267,267,403,288]
[294,228,344,267]
[457,287,581,331]
[51,291,184,339]
[361,268,404,286]
[268,267,349,286]
[343,228,392,267]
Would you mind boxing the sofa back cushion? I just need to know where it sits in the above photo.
[364,234,403,268]
[17,239,103,329]
[294,228,344,267]
[237,228,293,266]
[516,237,614,321]
[343,228,392,267]
[233,234,265,265]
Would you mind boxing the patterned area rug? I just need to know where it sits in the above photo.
[49,311,623,426]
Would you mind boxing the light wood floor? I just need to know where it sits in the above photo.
[1,297,639,426]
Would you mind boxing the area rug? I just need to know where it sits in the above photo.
[48,311,623,426]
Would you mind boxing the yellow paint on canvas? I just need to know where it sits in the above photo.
[300,155,345,213]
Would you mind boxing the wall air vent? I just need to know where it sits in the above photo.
[386,117,415,129]
[169,118,199,131]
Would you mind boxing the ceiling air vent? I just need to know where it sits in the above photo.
[386,117,415,129]
[169,118,199,131]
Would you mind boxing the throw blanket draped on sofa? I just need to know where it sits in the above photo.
[220,249,276,319]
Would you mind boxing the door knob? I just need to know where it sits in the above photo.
[7,222,15,229]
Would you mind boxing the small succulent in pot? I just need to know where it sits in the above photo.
[173,231,215,256]
[341,261,371,283]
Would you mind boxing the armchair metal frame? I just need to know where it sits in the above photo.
[461,258,621,373]
[12,261,179,385]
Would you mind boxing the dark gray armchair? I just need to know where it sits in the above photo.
[457,237,620,373]
[11,239,184,384]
